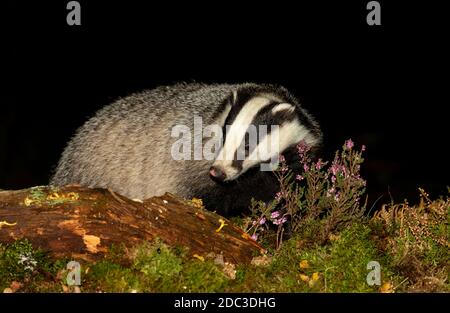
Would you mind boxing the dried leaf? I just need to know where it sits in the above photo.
[10,281,23,292]
[251,255,272,266]
[379,282,394,293]
[299,274,310,282]
[299,260,310,269]
[190,198,204,209]
[223,262,236,280]
[215,218,227,233]
[193,254,205,262]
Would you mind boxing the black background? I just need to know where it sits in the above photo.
[0,293,447,312]
[3,1,449,210]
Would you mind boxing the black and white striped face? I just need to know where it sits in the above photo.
[209,92,320,182]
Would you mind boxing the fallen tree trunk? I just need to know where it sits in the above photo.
[0,186,265,264]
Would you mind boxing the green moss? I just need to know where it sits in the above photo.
[0,239,64,290]
[24,186,80,207]
[29,186,47,202]
[321,224,380,292]
[0,200,446,292]
[230,223,404,293]
[178,260,229,292]
[133,239,183,280]
[0,240,41,281]
[84,261,142,292]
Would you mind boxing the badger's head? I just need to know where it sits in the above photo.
[209,85,322,182]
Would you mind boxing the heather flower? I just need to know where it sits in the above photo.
[342,166,348,178]
[326,187,335,197]
[251,234,258,241]
[297,141,309,155]
[315,159,323,170]
[260,138,367,250]
[345,139,354,150]
[273,216,288,225]
[275,192,283,201]
[334,192,340,202]
[330,161,340,176]
[361,145,366,152]
[271,211,280,219]
[279,155,286,163]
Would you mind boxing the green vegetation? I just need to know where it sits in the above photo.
[0,140,448,292]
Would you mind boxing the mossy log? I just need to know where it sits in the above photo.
[0,186,264,264]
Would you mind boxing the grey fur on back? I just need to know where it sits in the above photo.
[51,82,321,214]
[52,83,232,195]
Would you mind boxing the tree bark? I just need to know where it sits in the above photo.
[0,186,264,264]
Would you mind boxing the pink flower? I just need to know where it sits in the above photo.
[334,192,340,201]
[345,139,354,150]
[271,211,280,219]
[303,164,309,171]
[361,145,366,152]
[275,192,282,201]
[326,187,335,197]
[251,234,258,241]
[342,166,348,178]
[297,141,309,155]
[331,163,340,176]
[296,174,304,181]
[273,216,288,225]
[279,155,286,163]
[259,217,266,225]
[315,159,323,170]
[331,175,336,183]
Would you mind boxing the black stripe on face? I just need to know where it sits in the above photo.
[230,129,251,171]
[231,151,244,171]
[211,92,233,126]
[250,101,297,138]
[229,101,298,170]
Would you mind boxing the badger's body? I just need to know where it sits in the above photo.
[51,83,322,215]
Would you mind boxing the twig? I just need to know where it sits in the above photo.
[107,187,126,204]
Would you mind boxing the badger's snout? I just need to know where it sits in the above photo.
[209,166,227,182]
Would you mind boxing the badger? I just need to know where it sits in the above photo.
[51,83,322,215]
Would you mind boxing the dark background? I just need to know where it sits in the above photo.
[3,1,448,209]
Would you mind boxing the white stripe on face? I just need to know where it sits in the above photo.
[243,118,310,172]
[213,96,271,173]
[271,102,295,114]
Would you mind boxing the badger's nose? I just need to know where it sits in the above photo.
[209,166,227,182]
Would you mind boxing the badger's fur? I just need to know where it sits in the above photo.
[51,83,322,215]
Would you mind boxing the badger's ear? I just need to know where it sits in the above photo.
[271,103,296,114]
